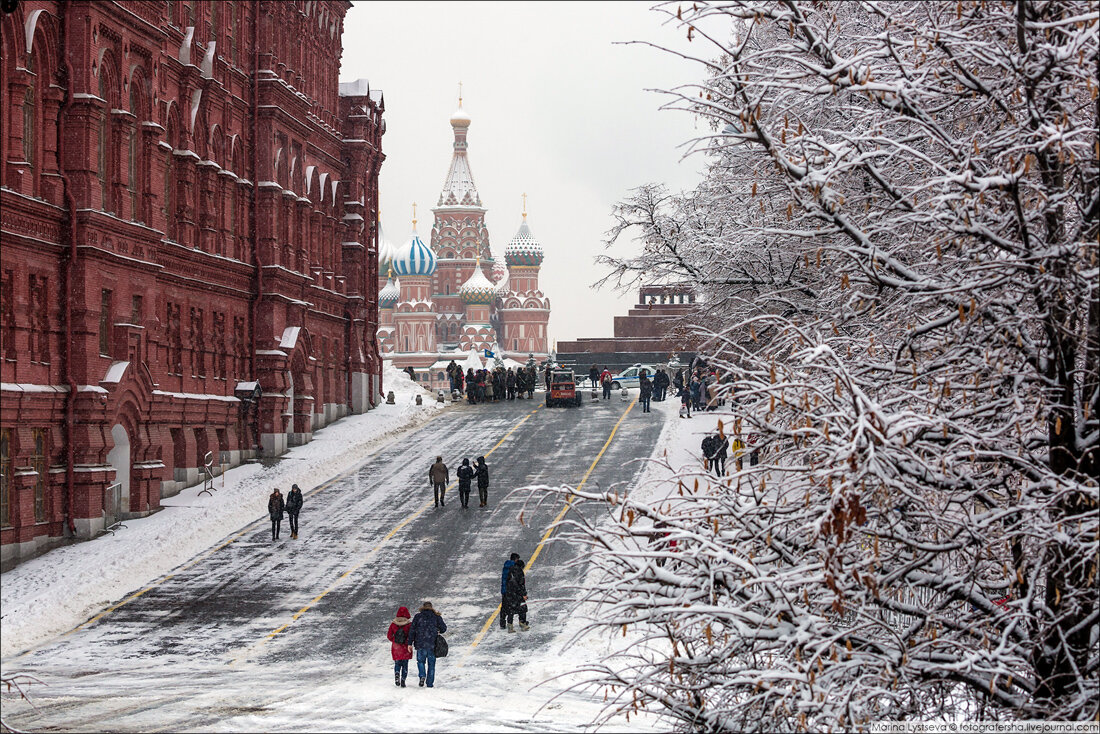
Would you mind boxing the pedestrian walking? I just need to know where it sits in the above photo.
[653,369,669,402]
[701,433,717,472]
[544,364,552,392]
[485,374,495,402]
[639,371,653,413]
[589,364,599,389]
[466,368,477,404]
[503,558,530,632]
[475,456,490,507]
[410,601,447,688]
[268,488,285,540]
[690,376,703,412]
[600,367,613,400]
[506,369,516,400]
[678,383,692,418]
[499,553,519,629]
[429,456,449,507]
[731,435,746,472]
[285,483,303,538]
[387,605,414,687]
[526,366,536,398]
[456,458,474,509]
[714,433,729,476]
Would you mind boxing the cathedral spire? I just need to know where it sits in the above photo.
[439,91,481,209]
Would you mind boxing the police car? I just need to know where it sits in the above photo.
[610,364,658,390]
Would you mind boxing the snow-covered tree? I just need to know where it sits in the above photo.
[552,1,1098,729]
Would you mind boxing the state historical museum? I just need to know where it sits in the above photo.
[0,1,385,566]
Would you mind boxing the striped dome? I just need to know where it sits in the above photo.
[379,274,400,307]
[378,221,398,272]
[392,226,436,277]
[505,218,543,267]
[492,260,509,295]
[459,262,496,305]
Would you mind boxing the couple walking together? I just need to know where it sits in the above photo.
[429,455,490,508]
[387,601,447,688]
[266,484,303,540]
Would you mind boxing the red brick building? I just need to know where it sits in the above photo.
[0,0,385,566]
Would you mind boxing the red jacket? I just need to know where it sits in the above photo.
[387,606,413,661]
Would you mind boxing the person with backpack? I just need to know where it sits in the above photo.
[600,367,614,400]
[700,434,717,472]
[503,558,530,632]
[429,456,449,508]
[475,456,490,507]
[409,601,447,688]
[285,483,303,539]
[499,553,519,629]
[267,488,285,541]
[456,458,475,509]
[387,605,414,687]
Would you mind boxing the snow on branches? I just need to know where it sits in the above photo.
[569,1,1098,730]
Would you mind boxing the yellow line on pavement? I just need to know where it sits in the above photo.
[462,399,636,661]
[230,407,542,664]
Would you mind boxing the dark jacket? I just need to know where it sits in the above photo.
[640,376,653,399]
[457,461,474,489]
[285,488,303,514]
[715,436,729,459]
[501,559,515,596]
[409,606,447,651]
[268,492,284,521]
[387,606,413,661]
[475,457,489,489]
[701,435,717,460]
[429,460,449,485]
[654,371,670,390]
[504,561,528,614]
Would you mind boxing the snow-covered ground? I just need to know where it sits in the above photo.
[0,365,441,659]
[1,388,722,732]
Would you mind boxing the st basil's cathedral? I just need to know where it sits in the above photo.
[376,98,551,386]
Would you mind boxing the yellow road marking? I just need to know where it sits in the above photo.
[34,406,452,654]
[229,407,542,663]
[461,399,637,662]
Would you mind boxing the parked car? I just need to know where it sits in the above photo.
[610,364,658,390]
[547,370,583,407]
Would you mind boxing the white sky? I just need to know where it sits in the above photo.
[339,1,706,345]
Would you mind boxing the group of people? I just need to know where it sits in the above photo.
[266,484,304,540]
[700,431,756,476]
[429,455,490,508]
[386,601,447,688]
[384,551,532,691]
[446,362,539,404]
[675,365,724,418]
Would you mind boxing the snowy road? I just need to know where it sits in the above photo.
[3,395,666,732]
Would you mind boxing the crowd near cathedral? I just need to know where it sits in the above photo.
[377,95,550,387]
[0,0,549,567]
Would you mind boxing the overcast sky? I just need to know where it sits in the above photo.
[339,1,706,345]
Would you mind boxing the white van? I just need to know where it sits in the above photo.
[610,364,658,390]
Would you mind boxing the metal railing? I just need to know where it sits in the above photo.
[100,482,127,536]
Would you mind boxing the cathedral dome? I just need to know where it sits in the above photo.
[492,260,508,292]
[379,273,400,307]
[505,218,543,267]
[392,224,436,277]
[377,219,398,272]
[450,104,471,128]
[459,261,496,305]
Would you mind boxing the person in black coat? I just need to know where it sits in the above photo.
[475,456,490,507]
[639,372,653,413]
[285,484,303,539]
[653,369,670,401]
[409,601,447,688]
[503,558,530,632]
[456,458,475,509]
[268,488,285,541]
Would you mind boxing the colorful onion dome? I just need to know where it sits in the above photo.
[505,216,543,267]
[392,216,436,277]
[377,218,398,272]
[459,260,496,305]
[379,272,400,307]
[492,260,508,287]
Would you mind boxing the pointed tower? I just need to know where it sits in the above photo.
[431,88,495,349]
[499,196,550,361]
[392,206,438,359]
[457,257,498,353]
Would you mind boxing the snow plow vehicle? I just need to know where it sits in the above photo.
[546,370,583,407]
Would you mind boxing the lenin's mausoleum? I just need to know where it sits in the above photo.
[0,1,385,566]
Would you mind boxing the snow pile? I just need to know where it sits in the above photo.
[0,364,440,658]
